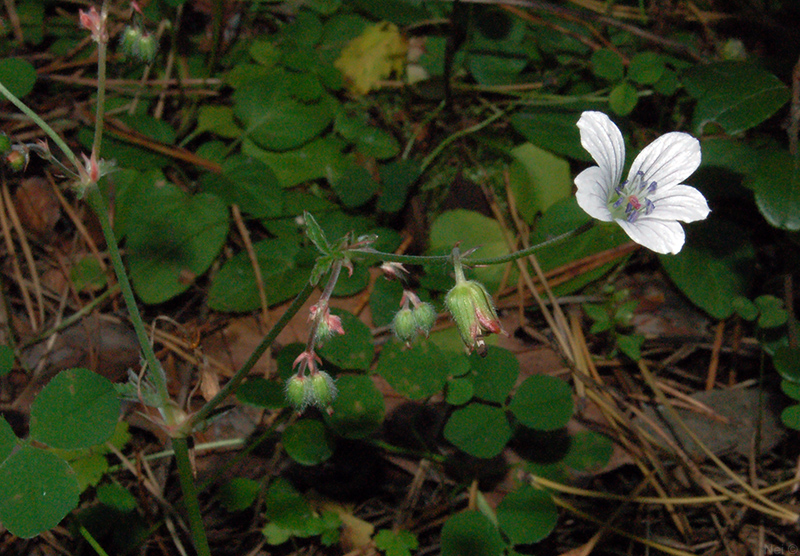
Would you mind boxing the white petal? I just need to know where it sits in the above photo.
[575,166,614,221]
[577,111,625,190]
[628,132,701,189]
[650,184,710,223]
[617,218,686,254]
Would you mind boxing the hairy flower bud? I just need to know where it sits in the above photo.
[310,371,337,412]
[445,280,503,356]
[392,307,417,343]
[120,26,157,63]
[285,374,312,411]
[411,302,436,336]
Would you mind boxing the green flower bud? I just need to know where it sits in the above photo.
[5,147,27,172]
[120,25,157,63]
[0,133,11,155]
[285,374,312,411]
[310,371,337,410]
[412,302,436,336]
[445,280,503,355]
[392,307,417,343]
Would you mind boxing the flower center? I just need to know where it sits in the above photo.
[607,170,657,222]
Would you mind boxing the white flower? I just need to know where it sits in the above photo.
[574,111,710,255]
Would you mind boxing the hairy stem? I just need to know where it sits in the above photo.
[173,437,211,556]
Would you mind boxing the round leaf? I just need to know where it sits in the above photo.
[331,165,378,207]
[325,375,385,439]
[0,417,17,463]
[377,339,449,400]
[628,52,664,85]
[30,368,120,450]
[218,477,260,512]
[659,218,755,320]
[590,49,624,81]
[509,375,573,431]
[318,309,373,371]
[748,149,800,231]
[609,81,638,116]
[508,142,572,222]
[0,57,37,98]
[283,419,334,466]
[0,345,14,376]
[496,485,558,545]
[0,445,80,538]
[356,127,400,160]
[780,404,800,430]
[441,510,505,556]
[468,346,519,404]
[126,185,229,304]
[446,377,474,405]
[236,378,288,409]
[772,346,800,383]
[444,403,511,459]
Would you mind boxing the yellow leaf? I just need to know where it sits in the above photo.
[334,22,407,95]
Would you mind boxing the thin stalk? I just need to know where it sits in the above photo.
[0,80,80,170]
[87,188,173,422]
[91,0,109,156]
[173,437,210,556]
[185,280,315,431]
[350,221,594,267]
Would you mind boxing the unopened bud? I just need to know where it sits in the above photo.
[120,25,157,63]
[0,133,11,155]
[5,147,27,172]
[412,302,436,336]
[285,374,311,411]
[310,371,337,410]
[392,307,417,343]
[445,280,504,355]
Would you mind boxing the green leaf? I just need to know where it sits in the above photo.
[69,453,109,492]
[467,346,519,404]
[356,127,400,160]
[265,478,311,530]
[0,345,14,376]
[208,238,310,312]
[243,136,346,188]
[0,445,80,538]
[429,210,510,291]
[530,197,630,296]
[772,346,800,383]
[780,404,800,430]
[374,529,419,556]
[683,61,790,135]
[755,295,788,329]
[508,142,572,223]
[444,403,511,459]
[446,377,474,405]
[590,48,624,81]
[747,149,800,231]
[126,185,229,304]
[659,218,754,319]
[609,81,638,116]
[318,310,373,371]
[496,485,558,545]
[562,430,614,472]
[325,375,385,439]
[441,511,505,556]
[234,74,334,151]
[0,57,37,98]
[377,159,421,213]
[70,256,107,292]
[331,165,378,207]
[236,378,288,409]
[781,380,800,401]
[616,333,644,361]
[377,339,450,400]
[370,278,404,328]
[219,477,260,512]
[732,296,758,321]
[304,212,331,253]
[282,419,334,466]
[628,52,664,85]
[509,375,573,431]
[0,417,17,463]
[200,155,282,218]
[30,368,120,450]
[510,110,592,162]
[97,482,138,513]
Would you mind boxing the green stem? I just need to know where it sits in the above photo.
[87,188,173,421]
[452,246,466,283]
[350,221,595,267]
[0,80,80,170]
[185,281,316,432]
[78,524,111,556]
[92,1,109,156]
[173,437,211,556]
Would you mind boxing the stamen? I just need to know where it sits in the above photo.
[645,199,655,214]
[648,181,657,193]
